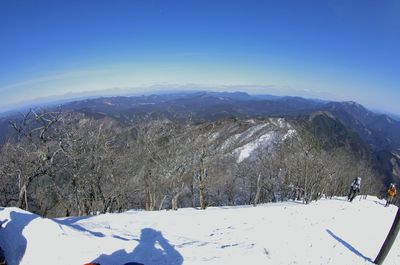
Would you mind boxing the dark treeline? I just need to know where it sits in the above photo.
[0,110,382,217]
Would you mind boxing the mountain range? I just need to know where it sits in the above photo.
[0,91,399,185]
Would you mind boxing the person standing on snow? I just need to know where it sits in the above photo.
[385,183,397,207]
[348,177,361,202]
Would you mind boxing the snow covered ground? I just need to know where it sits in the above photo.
[1,196,399,265]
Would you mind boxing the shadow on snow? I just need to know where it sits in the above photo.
[53,215,106,238]
[53,216,135,241]
[0,210,39,265]
[92,228,183,265]
[326,229,372,262]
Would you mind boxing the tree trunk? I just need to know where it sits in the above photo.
[253,174,262,206]
[145,191,155,211]
[17,182,28,210]
[171,192,181,211]
[144,170,155,211]
[199,154,207,210]
[159,195,167,211]
[303,156,308,204]
[199,182,206,210]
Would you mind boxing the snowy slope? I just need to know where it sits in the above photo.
[1,197,399,265]
[214,118,295,163]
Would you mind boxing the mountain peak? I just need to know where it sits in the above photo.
[342,101,367,111]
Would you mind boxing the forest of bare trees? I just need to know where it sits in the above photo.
[0,110,382,217]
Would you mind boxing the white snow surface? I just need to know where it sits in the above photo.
[235,131,275,162]
[1,196,400,265]
[231,119,295,163]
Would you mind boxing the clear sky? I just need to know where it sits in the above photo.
[0,0,399,113]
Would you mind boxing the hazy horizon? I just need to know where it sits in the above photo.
[1,87,397,119]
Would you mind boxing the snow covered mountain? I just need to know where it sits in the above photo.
[1,196,399,265]
[196,117,296,163]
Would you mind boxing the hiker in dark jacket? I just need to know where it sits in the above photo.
[348,177,361,202]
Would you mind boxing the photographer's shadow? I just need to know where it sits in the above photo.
[93,228,183,265]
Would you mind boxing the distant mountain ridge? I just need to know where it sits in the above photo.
[323,101,400,151]
[2,91,398,151]
[59,91,326,122]
[1,91,399,184]
[58,91,400,149]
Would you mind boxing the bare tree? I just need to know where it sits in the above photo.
[5,110,63,211]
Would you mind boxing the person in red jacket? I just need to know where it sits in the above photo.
[385,183,397,207]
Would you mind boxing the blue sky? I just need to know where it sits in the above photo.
[0,0,399,113]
